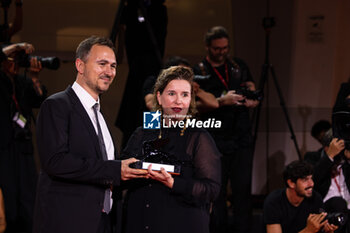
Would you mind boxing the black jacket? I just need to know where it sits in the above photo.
[33,87,122,233]
[313,152,350,198]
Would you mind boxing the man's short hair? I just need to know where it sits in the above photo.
[75,36,116,62]
[283,160,313,187]
[204,26,229,46]
[164,56,190,69]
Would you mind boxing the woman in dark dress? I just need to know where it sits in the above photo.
[122,66,221,233]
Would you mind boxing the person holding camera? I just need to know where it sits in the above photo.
[312,136,350,233]
[263,160,338,233]
[192,26,259,233]
[0,42,46,233]
[304,120,332,166]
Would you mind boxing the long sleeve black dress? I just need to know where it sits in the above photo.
[121,126,221,233]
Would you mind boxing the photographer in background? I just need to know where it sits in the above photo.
[263,160,338,233]
[304,120,332,166]
[313,134,350,233]
[193,26,259,233]
[0,42,46,233]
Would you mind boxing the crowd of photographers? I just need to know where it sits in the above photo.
[263,88,350,233]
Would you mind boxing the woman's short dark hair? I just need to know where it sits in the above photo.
[205,26,229,46]
[153,66,197,116]
[283,160,313,187]
[76,36,116,62]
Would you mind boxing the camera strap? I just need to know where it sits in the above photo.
[12,93,20,111]
[9,76,28,128]
[212,63,229,90]
[333,166,342,195]
[205,58,229,90]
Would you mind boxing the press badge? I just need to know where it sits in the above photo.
[13,112,27,128]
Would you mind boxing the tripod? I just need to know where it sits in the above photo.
[109,0,163,66]
[252,17,302,167]
[110,0,167,148]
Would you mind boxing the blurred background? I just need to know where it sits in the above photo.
[10,0,350,196]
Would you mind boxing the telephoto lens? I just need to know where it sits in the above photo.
[16,50,60,70]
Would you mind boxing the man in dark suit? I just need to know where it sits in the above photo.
[33,36,148,233]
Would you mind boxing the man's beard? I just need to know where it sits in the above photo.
[209,53,227,64]
[296,186,313,198]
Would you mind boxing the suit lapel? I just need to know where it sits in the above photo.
[65,86,102,159]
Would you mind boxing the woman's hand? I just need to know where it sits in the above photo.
[148,165,174,189]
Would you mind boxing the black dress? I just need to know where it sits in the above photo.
[121,126,221,233]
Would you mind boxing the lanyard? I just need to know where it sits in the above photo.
[12,93,20,111]
[333,167,342,194]
[211,63,229,90]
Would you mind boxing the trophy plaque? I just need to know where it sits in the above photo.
[129,138,181,175]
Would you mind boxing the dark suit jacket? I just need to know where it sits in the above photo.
[33,87,121,233]
[304,148,323,166]
[333,82,350,113]
[313,153,350,198]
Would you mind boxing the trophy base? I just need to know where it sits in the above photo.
[130,161,181,175]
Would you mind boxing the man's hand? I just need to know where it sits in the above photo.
[121,158,149,181]
[2,42,34,57]
[192,81,200,95]
[266,224,282,233]
[322,222,338,233]
[217,90,245,106]
[243,81,259,108]
[16,42,34,54]
[300,213,327,233]
[29,56,43,95]
[326,138,345,159]
[244,98,259,108]
[29,56,42,74]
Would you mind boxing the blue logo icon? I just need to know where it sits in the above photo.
[143,111,161,129]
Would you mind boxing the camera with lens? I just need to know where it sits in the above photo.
[194,75,263,102]
[235,86,263,101]
[15,50,60,70]
[193,74,210,87]
[325,212,348,227]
